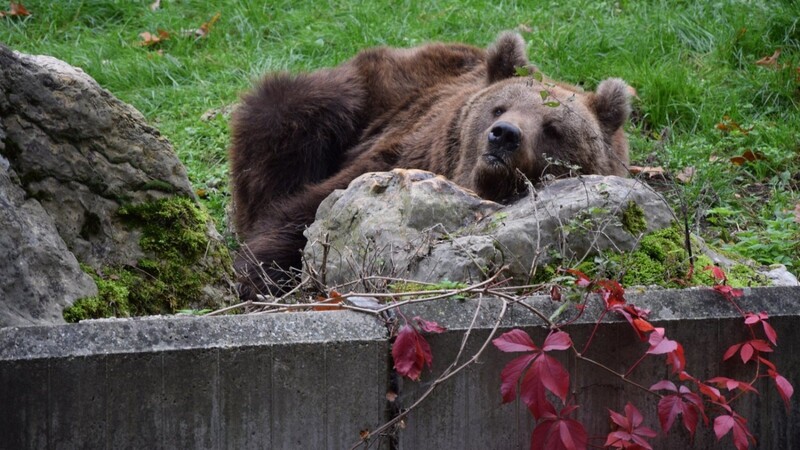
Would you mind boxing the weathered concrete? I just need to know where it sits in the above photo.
[397,287,800,449]
[1,287,798,449]
[0,312,389,450]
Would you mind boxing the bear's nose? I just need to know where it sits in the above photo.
[488,121,521,150]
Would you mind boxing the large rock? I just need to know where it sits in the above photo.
[0,164,97,327]
[304,170,675,287]
[0,46,234,326]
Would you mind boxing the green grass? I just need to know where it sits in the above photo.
[2,0,798,273]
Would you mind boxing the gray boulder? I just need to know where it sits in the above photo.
[0,165,97,327]
[0,46,234,326]
[304,170,675,287]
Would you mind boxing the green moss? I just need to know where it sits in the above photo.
[621,200,647,235]
[139,179,176,193]
[64,267,132,322]
[534,224,772,290]
[64,197,233,322]
[529,264,558,285]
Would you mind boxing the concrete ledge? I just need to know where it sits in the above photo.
[0,311,389,449]
[1,287,798,449]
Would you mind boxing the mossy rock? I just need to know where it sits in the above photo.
[64,197,234,321]
[559,224,772,289]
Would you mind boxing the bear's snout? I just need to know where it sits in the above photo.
[487,121,521,152]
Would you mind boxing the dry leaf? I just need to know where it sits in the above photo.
[715,115,752,135]
[359,429,370,440]
[1,2,30,17]
[195,12,221,38]
[139,29,169,47]
[518,23,533,33]
[149,0,161,11]
[755,49,781,69]
[312,290,344,311]
[730,149,765,166]
[385,391,398,402]
[793,203,800,224]
[629,165,666,179]
[675,166,695,183]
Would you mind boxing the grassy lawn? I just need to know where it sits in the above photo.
[1,0,798,274]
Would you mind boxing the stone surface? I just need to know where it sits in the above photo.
[304,170,675,287]
[0,46,235,325]
[0,47,194,268]
[0,166,97,327]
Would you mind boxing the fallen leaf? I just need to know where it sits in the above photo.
[730,149,765,166]
[385,391,397,402]
[518,23,533,33]
[755,49,781,69]
[9,2,29,16]
[149,0,161,11]
[195,12,221,38]
[794,203,800,223]
[716,115,752,135]
[629,165,666,179]
[139,29,170,47]
[675,166,695,183]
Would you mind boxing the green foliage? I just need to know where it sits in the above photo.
[64,198,233,322]
[2,0,797,276]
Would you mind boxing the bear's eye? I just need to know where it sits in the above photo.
[492,107,505,117]
[542,123,561,139]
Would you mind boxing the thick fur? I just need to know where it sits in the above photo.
[229,33,632,298]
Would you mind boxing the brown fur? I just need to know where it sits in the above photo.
[229,32,632,298]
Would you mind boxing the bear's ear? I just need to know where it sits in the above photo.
[589,78,632,134]
[486,32,530,84]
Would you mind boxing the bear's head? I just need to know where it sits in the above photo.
[456,33,632,202]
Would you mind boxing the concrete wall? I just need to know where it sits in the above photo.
[1,287,798,449]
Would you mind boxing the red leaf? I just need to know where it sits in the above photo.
[392,325,433,381]
[743,312,760,325]
[596,279,626,307]
[646,328,678,355]
[413,317,446,334]
[657,390,706,438]
[714,413,755,450]
[531,406,588,450]
[762,321,777,346]
[723,343,743,361]
[550,285,562,302]
[769,369,794,411]
[499,353,537,404]
[495,329,571,417]
[605,403,657,449]
[542,331,573,351]
[704,265,727,282]
[650,380,677,392]
[609,303,652,341]
[565,268,592,288]
[740,342,754,364]
[714,285,743,298]
[665,343,686,374]
[749,339,773,352]
[493,329,539,353]
[707,377,758,394]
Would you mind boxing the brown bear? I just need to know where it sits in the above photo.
[229,32,631,298]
